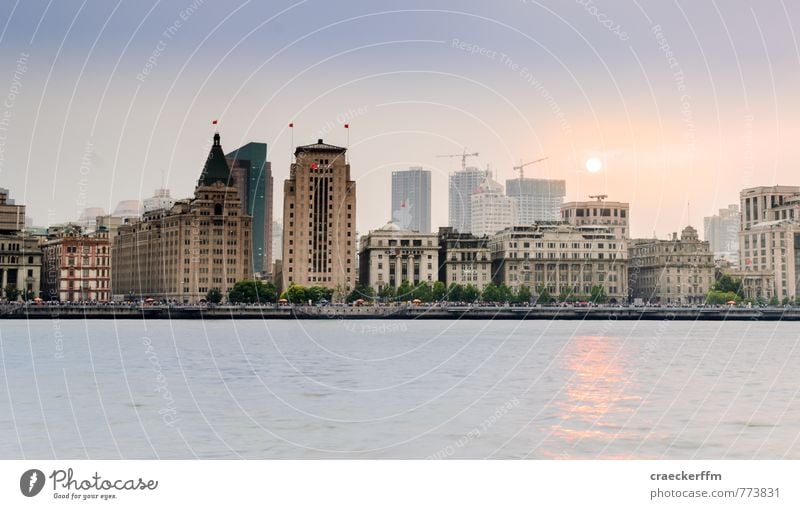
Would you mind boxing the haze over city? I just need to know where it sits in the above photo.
[1,0,799,237]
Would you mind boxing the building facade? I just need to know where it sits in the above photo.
[282,139,356,294]
[0,189,42,300]
[506,178,566,223]
[561,196,630,239]
[391,167,431,233]
[738,186,800,300]
[225,142,274,276]
[112,133,252,302]
[143,188,175,213]
[358,222,439,293]
[438,227,492,289]
[628,226,715,305]
[703,204,740,260]
[470,180,517,237]
[489,224,628,302]
[449,166,492,234]
[41,224,111,302]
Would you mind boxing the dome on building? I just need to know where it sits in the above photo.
[377,221,403,232]
[681,225,699,241]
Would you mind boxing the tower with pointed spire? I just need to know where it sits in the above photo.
[113,133,253,302]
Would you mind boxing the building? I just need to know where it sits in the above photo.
[704,204,740,260]
[561,195,630,239]
[391,167,431,233]
[438,227,492,289]
[225,142,274,275]
[470,179,517,237]
[41,224,111,302]
[738,186,800,300]
[358,222,439,293]
[628,226,714,305]
[112,200,142,218]
[449,166,492,234]
[143,188,175,213]
[271,220,282,266]
[282,139,356,295]
[489,223,628,302]
[0,189,42,300]
[506,178,566,223]
[112,133,252,302]
[76,207,106,231]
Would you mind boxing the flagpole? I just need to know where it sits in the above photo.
[344,123,350,163]
[289,122,294,161]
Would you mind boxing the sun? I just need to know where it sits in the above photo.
[585,157,603,173]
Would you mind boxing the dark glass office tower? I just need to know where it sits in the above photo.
[225,142,274,276]
[391,167,431,233]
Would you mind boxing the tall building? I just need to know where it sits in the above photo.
[703,204,740,259]
[736,186,800,300]
[391,167,431,233]
[449,166,492,234]
[0,189,42,300]
[225,142,274,275]
[489,224,628,302]
[628,226,715,305]
[438,227,492,290]
[112,200,141,218]
[41,224,111,301]
[506,178,566,223]
[282,139,356,295]
[561,195,630,239]
[76,207,106,231]
[271,220,282,261]
[470,179,517,237]
[358,221,439,294]
[113,133,252,302]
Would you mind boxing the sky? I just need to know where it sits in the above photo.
[1,0,799,238]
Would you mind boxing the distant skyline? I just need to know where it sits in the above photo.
[2,0,800,238]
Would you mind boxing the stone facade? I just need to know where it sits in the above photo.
[358,222,439,293]
[41,224,111,302]
[438,227,492,289]
[489,224,628,302]
[112,133,252,302]
[561,196,630,239]
[282,139,356,295]
[628,226,715,304]
[0,189,41,300]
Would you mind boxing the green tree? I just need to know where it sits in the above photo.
[705,290,741,305]
[206,288,223,304]
[589,285,608,304]
[378,285,396,301]
[3,285,20,302]
[396,280,414,301]
[347,283,375,303]
[481,282,500,302]
[462,284,480,303]
[447,283,464,302]
[515,285,532,304]
[713,274,743,297]
[498,284,514,303]
[535,284,553,304]
[282,284,308,303]
[432,281,447,302]
[412,282,433,302]
[306,285,333,303]
[768,295,780,307]
[228,280,277,303]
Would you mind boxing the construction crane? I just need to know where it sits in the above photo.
[512,157,549,179]
[437,149,479,171]
[589,194,608,202]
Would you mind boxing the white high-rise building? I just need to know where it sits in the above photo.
[143,188,175,213]
[448,166,491,234]
[506,178,566,223]
[471,180,517,237]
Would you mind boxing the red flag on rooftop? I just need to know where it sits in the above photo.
[344,123,349,128]
[289,122,294,128]
[212,119,218,125]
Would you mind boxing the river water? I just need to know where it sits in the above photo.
[0,319,797,459]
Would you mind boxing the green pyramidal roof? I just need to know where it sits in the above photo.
[198,133,231,187]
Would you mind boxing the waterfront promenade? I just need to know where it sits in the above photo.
[1,302,799,320]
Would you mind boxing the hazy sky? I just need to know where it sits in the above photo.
[1,0,799,238]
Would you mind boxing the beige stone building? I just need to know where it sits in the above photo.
[282,139,356,295]
[489,223,628,302]
[41,224,111,302]
[0,189,42,300]
[561,195,630,239]
[112,133,252,302]
[737,186,800,300]
[438,227,493,289]
[358,222,439,293]
[628,226,715,305]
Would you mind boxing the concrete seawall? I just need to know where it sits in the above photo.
[1,305,799,320]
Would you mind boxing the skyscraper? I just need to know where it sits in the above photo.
[703,204,740,258]
[449,166,491,234]
[282,139,356,295]
[391,167,431,233]
[225,142,274,276]
[505,178,566,223]
[471,179,517,237]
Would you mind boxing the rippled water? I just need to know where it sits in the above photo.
[0,319,798,459]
